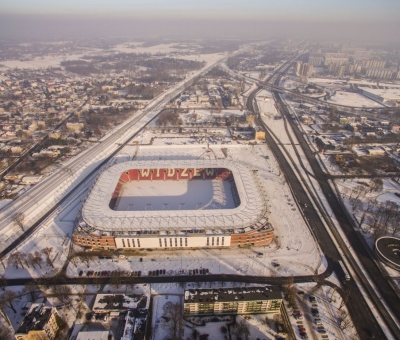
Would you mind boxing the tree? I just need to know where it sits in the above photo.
[11,212,25,232]
[349,197,362,212]
[8,252,24,269]
[273,313,283,324]
[23,281,41,301]
[370,178,383,192]
[191,328,200,340]
[32,251,43,269]
[339,289,350,310]
[162,301,182,340]
[232,319,250,340]
[283,275,296,307]
[52,285,72,305]
[0,277,6,291]
[338,309,352,329]
[0,321,12,338]
[43,247,54,268]
[0,291,19,314]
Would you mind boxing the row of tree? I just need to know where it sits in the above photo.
[7,247,54,269]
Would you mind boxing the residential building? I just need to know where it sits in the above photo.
[15,304,59,340]
[184,286,282,316]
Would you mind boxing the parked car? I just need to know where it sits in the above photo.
[315,318,322,325]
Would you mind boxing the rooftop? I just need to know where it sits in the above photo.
[15,303,55,335]
[184,286,282,304]
[76,331,112,340]
[92,293,150,312]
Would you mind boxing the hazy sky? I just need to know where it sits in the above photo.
[1,0,399,41]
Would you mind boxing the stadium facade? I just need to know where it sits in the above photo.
[73,159,274,250]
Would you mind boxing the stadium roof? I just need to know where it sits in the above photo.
[81,159,266,233]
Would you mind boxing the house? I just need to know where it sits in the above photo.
[366,146,385,156]
[66,122,84,132]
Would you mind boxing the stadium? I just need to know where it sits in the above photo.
[73,158,274,250]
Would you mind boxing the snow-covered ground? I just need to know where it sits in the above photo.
[323,91,384,108]
[0,43,223,72]
[116,179,236,211]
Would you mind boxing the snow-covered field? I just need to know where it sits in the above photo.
[116,179,236,211]
[323,91,384,108]
[0,43,223,73]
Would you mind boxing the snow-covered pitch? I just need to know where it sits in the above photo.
[81,159,266,233]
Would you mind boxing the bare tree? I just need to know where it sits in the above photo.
[339,289,350,310]
[370,178,383,193]
[283,276,296,307]
[43,247,54,268]
[373,201,399,237]
[23,281,41,301]
[52,285,71,305]
[349,185,368,200]
[338,309,352,329]
[0,301,9,325]
[371,222,387,239]
[0,321,12,338]
[0,291,19,314]
[0,276,6,291]
[8,252,24,269]
[32,251,43,269]
[24,253,34,268]
[232,319,250,340]
[11,212,25,232]
[273,313,283,323]
[349,197,363,212]
[162,301,182,340]
[191,328,200,340]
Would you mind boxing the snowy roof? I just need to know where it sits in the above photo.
[76,331,111,340]
[185,286,282,303]
[92,293,149,312]
[82,159,266,233]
